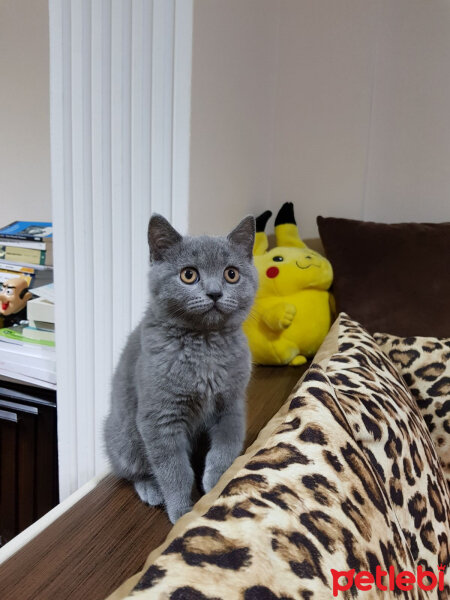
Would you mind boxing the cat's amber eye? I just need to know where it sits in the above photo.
[224,267,240,284]
[180,267,199,284]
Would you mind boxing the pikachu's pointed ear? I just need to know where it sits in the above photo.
[274,202,306,248]
[253,210,272,255]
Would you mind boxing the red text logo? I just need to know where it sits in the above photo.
[331,565,447,597]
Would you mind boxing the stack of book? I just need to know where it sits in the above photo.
[0,221,53,287]
[0,325,56,388]
[23,283,55,343]
[0,221,53,266]
[0,222,55,388]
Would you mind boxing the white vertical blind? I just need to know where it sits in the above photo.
[49,0,193,499]
[172,0,193,232]
[130,0,152,327]
[91,0,113,477]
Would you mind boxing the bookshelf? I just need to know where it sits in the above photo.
[0,222,58,546]
[0,223,55,389]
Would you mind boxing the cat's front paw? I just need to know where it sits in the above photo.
[134,479,163,506]
[166,503,193,524]
[202,467,224,494]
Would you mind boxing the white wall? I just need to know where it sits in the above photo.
[189,0,450,239]
[270,0,378,238]
[188,0,279,235]
[365,0,450,223]
[0,0,52,225]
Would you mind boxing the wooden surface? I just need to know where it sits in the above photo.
[0,365,304,600]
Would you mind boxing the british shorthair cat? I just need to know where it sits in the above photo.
[104,214,257,523]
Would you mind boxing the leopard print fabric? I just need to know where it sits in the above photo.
[374,333,450,490]
[125,314,449,600]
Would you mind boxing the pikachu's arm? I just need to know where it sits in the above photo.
[262,303,296,332]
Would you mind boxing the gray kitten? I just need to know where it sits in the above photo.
[104,214,257,523]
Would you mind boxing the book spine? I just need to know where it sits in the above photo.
[22,327,55,343]
[0,261,35,274]
[0,328,55,347]
[0,229,52,243]
[0,239,46,251]
[0,259,50,272]
[45,245,53,266]
[0,232,47,242]
[2,247,46,265]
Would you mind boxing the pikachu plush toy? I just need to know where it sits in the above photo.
[243,203,334,366]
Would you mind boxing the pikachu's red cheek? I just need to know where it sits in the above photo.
[266,266,279,278]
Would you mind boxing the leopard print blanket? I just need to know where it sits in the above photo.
[375,333,450,490]
[117,314,449,600]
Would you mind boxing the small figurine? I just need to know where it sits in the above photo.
[0,277,33,325]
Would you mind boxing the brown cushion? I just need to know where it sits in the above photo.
[317,216,450,337]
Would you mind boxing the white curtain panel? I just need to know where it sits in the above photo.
[49,0,192,499]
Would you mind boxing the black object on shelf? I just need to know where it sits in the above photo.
[0,381,58,547]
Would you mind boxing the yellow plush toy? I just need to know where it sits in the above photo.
[243,203,334,366]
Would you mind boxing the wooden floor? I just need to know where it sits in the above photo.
[0,365,304,600]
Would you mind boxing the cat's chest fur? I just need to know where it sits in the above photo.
[140,325,248,424]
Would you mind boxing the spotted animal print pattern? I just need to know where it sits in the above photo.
[124,314,449,600]
[374,332,450,491]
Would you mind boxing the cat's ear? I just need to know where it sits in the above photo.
[227,216,256,259]
[148,214,182,261]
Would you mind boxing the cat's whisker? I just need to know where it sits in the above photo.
[246,308,260,324]
[167,306,192,320]
[187,300,213,314]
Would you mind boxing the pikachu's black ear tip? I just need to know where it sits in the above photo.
[255,210,272,233]
[274,202,296,227]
